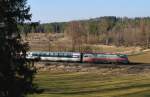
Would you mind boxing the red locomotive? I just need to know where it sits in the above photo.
[82,52,129,64]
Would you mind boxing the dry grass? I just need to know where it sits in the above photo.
[129,51,150,63]
[23,33,142,52]
[28,70,150,97]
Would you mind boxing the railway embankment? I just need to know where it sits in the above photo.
[34,62,150,75]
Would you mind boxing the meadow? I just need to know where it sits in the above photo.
[28,67,150,97]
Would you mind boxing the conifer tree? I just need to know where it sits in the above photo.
[0,0,35,97]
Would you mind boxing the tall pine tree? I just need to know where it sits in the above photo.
[0,0,35,97]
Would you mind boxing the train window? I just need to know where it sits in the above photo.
[63,53,69,57]
[84,55,88,57]
[63,53,68,57]
[49,52,57,57]
[105,54,117,58]
[46,53,50,57]
[32,52,40,56]
[49,52,54,56]
[73,55,80,58]
[83,54,94,58]
[58,53,64,57]
[41,52,48,57]
[32,53,38,56]
[38,53,42,56]
[64,53,73,58]
[83,54,88,57]
[54,52,59,57]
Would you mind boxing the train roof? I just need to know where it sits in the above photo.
[27,51,127,55]
[27,51,81,54]
[82,52,127,55]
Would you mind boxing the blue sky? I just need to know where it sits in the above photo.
[28,0,150,23]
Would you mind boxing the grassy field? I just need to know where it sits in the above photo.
[129,51,150,63]
[28,70,150,97]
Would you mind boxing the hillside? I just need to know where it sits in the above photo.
[23,33,142,52]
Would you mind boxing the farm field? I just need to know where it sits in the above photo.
[28,68,150,97]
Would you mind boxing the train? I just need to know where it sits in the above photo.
[26,51,129,64]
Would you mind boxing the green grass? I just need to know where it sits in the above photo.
[28,71,150,97]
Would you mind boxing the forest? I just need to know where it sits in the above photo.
[20,16,150,48]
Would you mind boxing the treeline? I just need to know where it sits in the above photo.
[19,22,66,33]
[21,16,150,48]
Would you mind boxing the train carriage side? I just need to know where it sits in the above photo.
[32,52,81,62]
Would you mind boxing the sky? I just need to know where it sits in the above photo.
[28,0,150,23]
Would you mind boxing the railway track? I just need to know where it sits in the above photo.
[34,61,150,68]
[31,61,150,74]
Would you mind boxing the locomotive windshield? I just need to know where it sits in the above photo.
[117,54,128,58]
